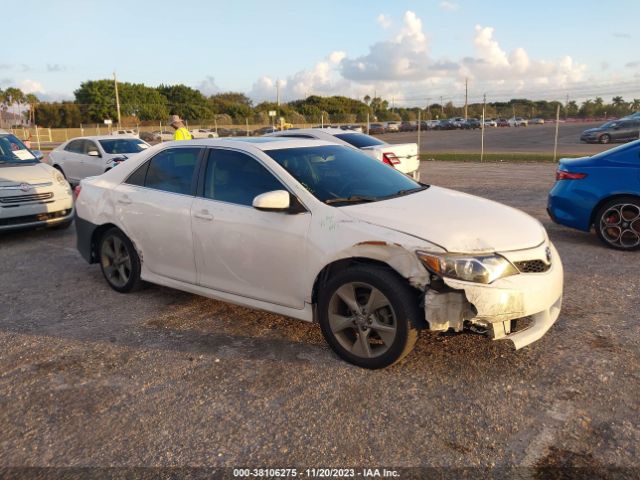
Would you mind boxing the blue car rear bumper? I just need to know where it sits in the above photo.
[548,182,594,232]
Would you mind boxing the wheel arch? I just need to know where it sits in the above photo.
[590,193,640,227]
[89,223,125,263]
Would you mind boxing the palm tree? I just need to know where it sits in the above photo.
[25,93,38,125]
[630,98,640,112]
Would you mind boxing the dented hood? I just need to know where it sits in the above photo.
[341,186,545,253]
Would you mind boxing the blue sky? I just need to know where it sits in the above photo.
[3,0,639,105]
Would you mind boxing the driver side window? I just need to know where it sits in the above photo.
[203,149,284,206]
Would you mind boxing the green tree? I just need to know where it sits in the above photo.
[157,84,212,121]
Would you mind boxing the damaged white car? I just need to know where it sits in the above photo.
[74,138,563,369]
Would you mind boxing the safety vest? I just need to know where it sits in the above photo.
[174,127,193,141]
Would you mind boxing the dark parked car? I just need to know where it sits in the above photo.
[462,118,481,130]
[368,123,386,134]
[580,119,640,144]
[548,140,640,250]
[496,118,510,127]
[434,120,456,130]
[399,121,417,132]
[253,126,279,136]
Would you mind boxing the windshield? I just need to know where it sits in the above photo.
[99,138,149,154]
[334,133,386,148]
[0,134,38,165]
[265,145,423,205]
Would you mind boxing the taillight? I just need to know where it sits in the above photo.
[382,152,401,166]
[556,170,588,181]
[74,185,82,198]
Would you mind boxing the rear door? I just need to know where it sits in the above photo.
[191,147,311,308]
[114,146,204,284]
[59,139,86,182]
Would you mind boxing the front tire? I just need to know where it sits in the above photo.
[318,265,420,369]
[99,228,143,292]
[595,197,640,251]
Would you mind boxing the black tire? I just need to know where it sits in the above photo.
[594,196,640,251]
[98,227,143,293]
[318,264,420,369]
[599,134,611,144]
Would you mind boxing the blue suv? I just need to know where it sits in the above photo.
[548,140,640,250]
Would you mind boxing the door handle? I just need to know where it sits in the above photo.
[194,209,213,221]
[117,195,132,205]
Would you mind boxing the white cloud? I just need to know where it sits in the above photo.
[439,1,459,12]
[19,79,45,94]
[195,76,220,96]
[377,14,391,29]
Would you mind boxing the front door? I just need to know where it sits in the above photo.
[191,148,311,308]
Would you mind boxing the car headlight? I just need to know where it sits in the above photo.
[53,171,66,185]
[416,251,518,284]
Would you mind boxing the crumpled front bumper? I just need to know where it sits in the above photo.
[424,242,564,349]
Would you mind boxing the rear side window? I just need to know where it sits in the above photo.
[202,149,284,206]
[127,147,201,195]
[65,140,85,153]
[334,133,386,148]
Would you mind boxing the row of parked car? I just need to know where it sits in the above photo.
[579,112,640,144]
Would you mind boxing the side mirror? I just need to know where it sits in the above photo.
[87,150,101,157]
[252,190,290,212]
[32,150,44,161]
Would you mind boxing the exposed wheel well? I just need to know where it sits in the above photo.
[590,194,640,227]
[311,257,426,329]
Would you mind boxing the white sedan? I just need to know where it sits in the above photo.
[75,138,563,369]
[49,135,150,185]
[190,129,219,139]
[265,128,420,181]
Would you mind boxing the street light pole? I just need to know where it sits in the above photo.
[113,71,122,128]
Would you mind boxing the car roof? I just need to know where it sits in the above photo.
[268,127,346,136]
[157,137,337,151]
[66,135,140,141]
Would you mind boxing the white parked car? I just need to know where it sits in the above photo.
[112,129,138,137]
[190,129,219,139]
[265,128,420,181]
[508,117,528,127]
[484,119,497,127]
[0,130,73,231]
[49,136,151,185]
[75,138,563,369]
[384,121,400,132]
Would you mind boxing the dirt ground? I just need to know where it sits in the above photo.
[0,161,638,476]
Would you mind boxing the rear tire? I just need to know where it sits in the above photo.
[599,134,611,144]
[98,228,143,292]
[595,197,640,251]
[318,265,420,369]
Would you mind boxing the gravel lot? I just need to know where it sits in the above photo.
[1,161,639,476]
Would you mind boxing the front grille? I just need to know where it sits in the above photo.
[0,209,70,227]
[0,192,53,204]
[514,259,551,273]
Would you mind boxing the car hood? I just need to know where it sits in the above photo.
[341,186,546,253]
[582,127,604,134]
[0,163,54,185]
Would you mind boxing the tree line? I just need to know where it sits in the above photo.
[1,80,639,129]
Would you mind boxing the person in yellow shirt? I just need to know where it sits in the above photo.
[169,115,193,141]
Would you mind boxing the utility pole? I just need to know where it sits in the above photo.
[553,103,561,162]
[464,77,468,120]
[440,96,444,116]
[276,79,281,130]
[113,71,121,128]
[565,93,569,121]
[481,93,486,162]
[426,98,431,119]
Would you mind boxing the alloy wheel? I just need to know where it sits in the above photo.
[100,234,133,288]
[327,282,398,359]
[599,203,640,249]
